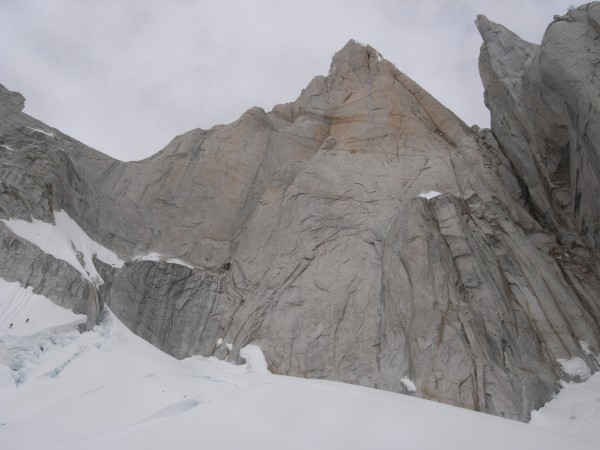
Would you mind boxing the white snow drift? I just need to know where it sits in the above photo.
[400,377,417,393]
[557,356,592,381]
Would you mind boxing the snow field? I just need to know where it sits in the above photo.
[530,374,600,442]
[0,282,597,449]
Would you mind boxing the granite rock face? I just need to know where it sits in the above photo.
[476,3,600,266]
[1,4,600,422]
[0,93,104,328]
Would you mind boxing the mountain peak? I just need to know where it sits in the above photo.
[0,82,25,117]
[2,2,600,429]
[475,15,539,80]
[328,39,394,85]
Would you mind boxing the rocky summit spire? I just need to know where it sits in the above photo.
[1,3,600,424]
[0,82,25,117]
[475,15,539,82]
[328,39,397,87]
[478,3,600,262]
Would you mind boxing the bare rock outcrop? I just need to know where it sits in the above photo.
[1,4,600,422]
[476,3,600,266]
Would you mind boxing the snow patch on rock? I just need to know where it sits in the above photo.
[557,357,591,380]
[1,210,124,286]
[240,344,270,374]
[401,377,417,392]
[166,258,195,269]
[26,126,54,137]
[134,252,195,269]
[580,341,592,356]
[134,252,162,262]
[418,191,442,200]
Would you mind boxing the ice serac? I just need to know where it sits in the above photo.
[1,7,600,423]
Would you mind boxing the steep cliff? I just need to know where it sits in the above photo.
[477,4,600,268]
[1,3,599,422]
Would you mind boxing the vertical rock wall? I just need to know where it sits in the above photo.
[1,4,600,422]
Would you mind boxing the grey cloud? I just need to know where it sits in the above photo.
[0,0,576,160]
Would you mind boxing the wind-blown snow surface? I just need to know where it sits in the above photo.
[0,286,597,449]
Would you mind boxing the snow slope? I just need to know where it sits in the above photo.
[0,281,597,450]
[0,278,86,337]
[1,210,124,286]
[530,372,600,443]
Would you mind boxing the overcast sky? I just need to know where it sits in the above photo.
[0,0,576,161]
